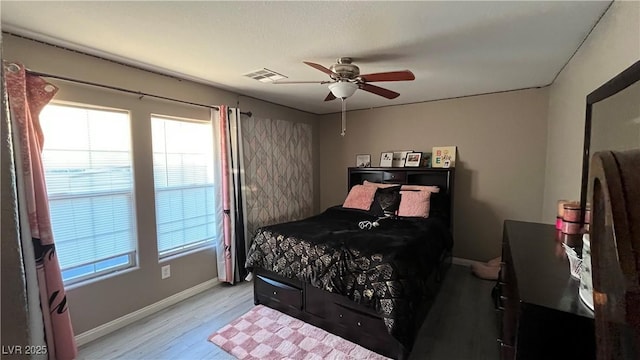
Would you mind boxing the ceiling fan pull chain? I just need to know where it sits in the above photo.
[341,98,347,137]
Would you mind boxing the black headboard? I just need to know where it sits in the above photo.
[348,167,455,230]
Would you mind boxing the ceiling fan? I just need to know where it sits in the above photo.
[274,57,415,101]
[274,57,415,136]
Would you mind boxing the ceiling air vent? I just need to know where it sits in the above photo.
[243,68,287,83]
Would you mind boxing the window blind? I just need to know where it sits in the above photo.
[40,104,136,282]
[151,115,217,257]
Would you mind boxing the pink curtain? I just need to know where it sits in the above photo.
[4,62,77,360]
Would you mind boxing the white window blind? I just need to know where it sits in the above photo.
[40,103,136,284]
[151,115,217,258]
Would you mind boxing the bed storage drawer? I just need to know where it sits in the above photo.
[255,275,302,311]
[306,285,387,336]
[333,302,388,335]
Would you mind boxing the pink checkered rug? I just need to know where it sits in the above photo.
[208,305,390,359]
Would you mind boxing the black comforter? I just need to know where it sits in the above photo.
[245,206,452,347]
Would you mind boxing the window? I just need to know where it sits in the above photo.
[40,103,136,285]
[151,115,217,258]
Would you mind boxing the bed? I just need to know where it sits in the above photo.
[245,167,455,359]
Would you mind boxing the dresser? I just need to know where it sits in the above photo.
[497,220,595,360]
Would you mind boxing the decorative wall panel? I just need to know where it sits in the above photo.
[242,117,313,240]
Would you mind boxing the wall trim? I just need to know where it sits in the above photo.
[75,278,220,346]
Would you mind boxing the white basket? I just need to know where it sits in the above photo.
[563,243,583,279]
[579,234,594,311]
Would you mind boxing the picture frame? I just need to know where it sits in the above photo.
[404,152,422,167]
[356,154,371,167]
[392,150,412,167]
[421,152,432,168]
[432,146,457,168]
[380,152,393,167]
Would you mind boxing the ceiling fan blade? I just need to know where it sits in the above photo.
[272,80,331,84]
[359,83,400,99]
[303,61,335,76]
[360,70,415,82]
[324,92,336,101]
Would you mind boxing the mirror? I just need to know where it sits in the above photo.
[580,60,640,225]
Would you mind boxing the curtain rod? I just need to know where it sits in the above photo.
[26,70,252,117]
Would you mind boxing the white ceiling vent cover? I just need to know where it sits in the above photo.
[243,68,287,83]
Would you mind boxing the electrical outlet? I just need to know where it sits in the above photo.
[161,265,171,279]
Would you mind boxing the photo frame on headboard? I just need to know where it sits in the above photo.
[380,152,393,167]
[392,150,412,167]
[404,152,422,167]
[356,154,371,167]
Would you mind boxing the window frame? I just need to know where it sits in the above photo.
[40,101,139,286]
[150,113,217,260]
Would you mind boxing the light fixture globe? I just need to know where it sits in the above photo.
[328,81,358,99]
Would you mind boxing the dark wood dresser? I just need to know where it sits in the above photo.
[497,220,595,360]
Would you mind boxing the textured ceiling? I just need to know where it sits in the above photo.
[1,1,612,114]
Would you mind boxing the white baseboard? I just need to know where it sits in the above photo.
[452,257,476,267]
[75,278,220,346]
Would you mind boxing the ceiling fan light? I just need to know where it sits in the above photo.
[328,81,358,99]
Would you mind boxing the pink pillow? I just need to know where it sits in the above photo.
[362,180,400,188]
[343,185,377,211]
[400,185,440,193]
[397,190,432,217]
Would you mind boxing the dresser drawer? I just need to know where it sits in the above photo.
[255,275,302,310]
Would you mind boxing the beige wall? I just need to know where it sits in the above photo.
[542,0,640,222]
[318,88,549,261]
[2,34,319,335]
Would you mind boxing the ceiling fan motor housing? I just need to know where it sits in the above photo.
[330,57,360,80]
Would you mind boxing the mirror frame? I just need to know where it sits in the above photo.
[580,60,640,225]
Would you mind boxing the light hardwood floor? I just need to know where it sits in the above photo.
[77,265,498,360]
